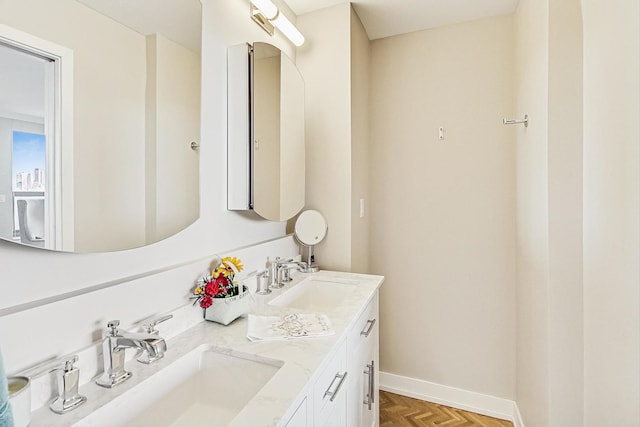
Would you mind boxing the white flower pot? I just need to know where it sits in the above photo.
[203,291,250,325]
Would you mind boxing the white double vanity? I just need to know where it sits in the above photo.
[28,271,383,427]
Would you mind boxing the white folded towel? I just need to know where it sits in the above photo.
[247,313,334,342]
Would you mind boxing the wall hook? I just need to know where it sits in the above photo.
[503,114,529,128]
[190,141,199,151]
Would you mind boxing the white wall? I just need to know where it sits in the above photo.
[296,4,353,272]
[582,1,640,426]
[370,15,516,399]
[0,0,301,375]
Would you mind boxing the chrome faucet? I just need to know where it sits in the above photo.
[138,314,173,364]
[96,319,168,388]
[269,257,307,289]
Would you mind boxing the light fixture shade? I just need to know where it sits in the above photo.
[250,0,278,20]
[272,13,305,47]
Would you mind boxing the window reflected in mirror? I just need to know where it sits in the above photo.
[12,131,47,247]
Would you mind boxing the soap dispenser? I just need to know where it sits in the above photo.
[49,355,87,414]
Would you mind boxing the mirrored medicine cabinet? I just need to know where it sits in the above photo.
[0,0,202,253]
[227,42,305,222]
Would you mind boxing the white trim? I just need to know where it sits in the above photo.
[512,403,525,427]
[44,58,56,249]
[379,371,525,426]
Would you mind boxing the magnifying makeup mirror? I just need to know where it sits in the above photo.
[294,210,327,273]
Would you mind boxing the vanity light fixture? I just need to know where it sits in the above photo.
[249,0,305,47]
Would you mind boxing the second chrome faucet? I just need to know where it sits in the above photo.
[268,257,307,290]
[96,317,170,388]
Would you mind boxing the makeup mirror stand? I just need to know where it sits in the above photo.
[293,210,327,273]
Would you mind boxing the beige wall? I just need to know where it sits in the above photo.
[147,34,200,244]
[254,56,282,221]
[370,15,516,399]
[582,1,640,426]
[547,1,583,425]
[296,4,353,271]
[278,55,305,220]
[514,1,586,425]
[350,8,370,274]
[514,0,551,424]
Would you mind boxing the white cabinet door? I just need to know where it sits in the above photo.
[347,293,379,427]
[313,340,348,427]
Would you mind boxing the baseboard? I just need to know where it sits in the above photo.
[512,402,525,427]
[379,372,525,426]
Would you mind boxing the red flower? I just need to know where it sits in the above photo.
[205,281,217,296]
[214,276,228,296]
[200,295,213,309]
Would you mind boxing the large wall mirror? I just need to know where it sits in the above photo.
[0,0,201,253]
[228,42,305,222]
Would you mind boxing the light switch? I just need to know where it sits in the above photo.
[0,194,5,203]
[359,198,365,218]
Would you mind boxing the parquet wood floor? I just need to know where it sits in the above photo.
[380,391,514,427]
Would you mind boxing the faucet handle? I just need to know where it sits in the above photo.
[106,320,120,336]
[143,314,173,334]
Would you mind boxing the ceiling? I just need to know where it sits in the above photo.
[284,0,519,40]
[78,0,202,52]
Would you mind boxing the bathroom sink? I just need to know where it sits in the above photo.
[269,277,358,312]
[75,347,282,427]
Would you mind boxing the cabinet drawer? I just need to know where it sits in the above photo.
[313,339,347,420]
[348,296,378,353]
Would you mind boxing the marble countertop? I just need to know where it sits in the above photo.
[29,270,384,427]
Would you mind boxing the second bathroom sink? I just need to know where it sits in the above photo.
[269,277,358,312]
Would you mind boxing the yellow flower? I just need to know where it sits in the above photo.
[222,256,244,273]
[213,266,229,278]
[194,287,203,295]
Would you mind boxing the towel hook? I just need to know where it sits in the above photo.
[503,114,529,128]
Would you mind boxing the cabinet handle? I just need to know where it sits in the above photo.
[360,319,377,337]
[363,360,375,410]
[370,360,375,405]
[324,372,348,402]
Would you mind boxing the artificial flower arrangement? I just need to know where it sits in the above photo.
[192,256,245,309]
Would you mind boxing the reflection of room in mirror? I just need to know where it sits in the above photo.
[251,42,305,222]
[0,42,51,249]
[0,0,202,252]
